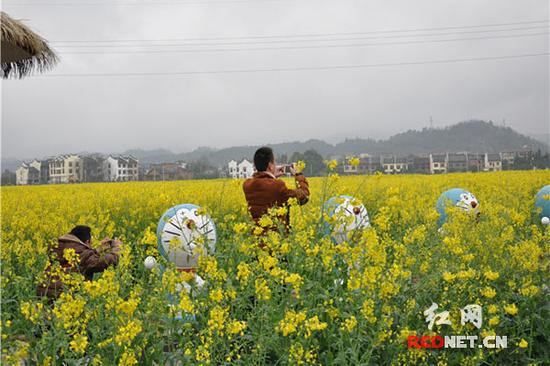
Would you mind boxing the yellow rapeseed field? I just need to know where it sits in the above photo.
[1,170,549,365]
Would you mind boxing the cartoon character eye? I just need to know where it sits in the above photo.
[193,209,199,216]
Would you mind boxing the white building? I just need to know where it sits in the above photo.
[228,159,254,178]
[16,161,40,185]
[430,153,448,174]
[381,155,408,174]
[484,153,502,172]
[48,155,83,184]
[16,159,50,185]
[103,155,139,182]
[228,160,238,178]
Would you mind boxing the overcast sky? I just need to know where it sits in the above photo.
[1,0,548,159]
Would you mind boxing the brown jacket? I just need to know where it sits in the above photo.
[243,171,310,229]
[37,234,119,298]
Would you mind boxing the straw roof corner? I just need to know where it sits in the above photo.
[1,11,58,79]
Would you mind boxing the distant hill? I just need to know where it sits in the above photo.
[3,120,547,170]
[379,121,547,155]
[121,120,547,167]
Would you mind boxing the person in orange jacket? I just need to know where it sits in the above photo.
[243,147,310,232]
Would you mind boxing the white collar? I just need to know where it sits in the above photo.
[264,171,276,179]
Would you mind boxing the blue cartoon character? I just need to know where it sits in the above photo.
[149,204,217,321]
[156,203,216,270]
[535,185,550,226]
[436,188,479,227]
[324,195,370,244]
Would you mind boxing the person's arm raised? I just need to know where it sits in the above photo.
[280,171,310,205]
[80,239,120,275]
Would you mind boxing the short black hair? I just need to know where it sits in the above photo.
[70,225,91,243]
[254,147,274,172]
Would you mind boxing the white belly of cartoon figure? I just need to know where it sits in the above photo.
[325,195,370,244]
[152,204,217,322]
[157,204,216,270]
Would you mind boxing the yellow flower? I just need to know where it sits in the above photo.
[20,301,43,324]
[326,306,339,320]
[258,216,273,228]
[236,262,251,285]
[484,270,500,281]
[116,297,139,317]
[361,299,376,323]
[254,278,271,301]
[277,310,307,336]
[115,320,142,346]
[233,222,248,234]
[488,316,499,326]
[209,287,224,303]
[227,320,247,335]
[119,350,138,366]
[519,284,540,297]
[53,293,87,334]
[442,271,455,282]
[284,273,303,297]
[481,287,497,299]
[289,343,305,364]
[294,160,306,173]
[207,306,228,334]
[179,292,195,314]
[504,303,518,316]
[63,248,79,266]
[340,316,357,332]
[304,316,327,338]
[195,341,211,362]
[348,157,361,167]
[69,333,88,354]
[518,339,528,348]
[326,159,338,170]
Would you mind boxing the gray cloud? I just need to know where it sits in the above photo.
[2,0,548,159]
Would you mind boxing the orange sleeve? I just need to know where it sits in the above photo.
[280,174,310,205]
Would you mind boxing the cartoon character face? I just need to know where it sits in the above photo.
[157,204,216,269]
[457,192,479,213]
[436,188,480,226]
[325,195,370,244]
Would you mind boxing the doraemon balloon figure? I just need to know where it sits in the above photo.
[436,188,479,226]
[535,185,550,226]
[156,204,216,322]
[157,203,217,270]
[324,195,370,243]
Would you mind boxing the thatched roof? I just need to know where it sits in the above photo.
[1,12,58,79]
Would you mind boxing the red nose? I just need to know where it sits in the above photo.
[353,207,361,215]
[471,201,477,208]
